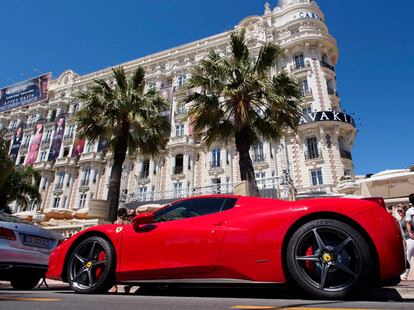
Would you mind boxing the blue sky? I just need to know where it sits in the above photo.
[1,0,413,175]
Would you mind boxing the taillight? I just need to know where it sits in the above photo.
[0,227,16,240]
[363,197,386,209]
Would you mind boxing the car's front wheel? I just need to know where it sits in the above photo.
[67,236,115,294]
[10,275,41,290]
[286,219,372,299]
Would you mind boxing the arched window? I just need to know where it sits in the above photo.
[306,136,319,159]
[211,148,221,168]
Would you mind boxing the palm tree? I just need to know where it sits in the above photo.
[185,30,302,196]
[0,135,41,213]
[76,66,169,222]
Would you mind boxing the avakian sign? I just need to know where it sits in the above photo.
[299,111,356,127]
[0,73,50,112]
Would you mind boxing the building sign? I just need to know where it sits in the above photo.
[299,111,356,127]
[26,120,45,165]
[48,114,66,161]
[297,11,323,22]
[0,73,50,112]
[9,123,24,162]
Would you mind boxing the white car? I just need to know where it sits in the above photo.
[0,212,62,289]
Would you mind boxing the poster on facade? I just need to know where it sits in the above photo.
[71,137,85,157]
[0,73,50,112]
[9,123,24,162]
[48,114,66,161]
[25,120,44,165]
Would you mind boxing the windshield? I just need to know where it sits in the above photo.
[0,212,33,225]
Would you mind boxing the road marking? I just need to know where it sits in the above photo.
[0,297,62,302]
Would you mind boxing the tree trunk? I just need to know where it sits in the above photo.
[235,130,260,197]
[107,122,129,223]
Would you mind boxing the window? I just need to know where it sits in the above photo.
[253,143,264,162]
[175,124,185,137]
[22,134,31,147]
[311,169,324,186]
[41,177,48,191]
[66,174,72,187]
[78,194,87,209]
[86,141,94,153]
[19,155,25,165]
[154,198,236,223]
[39,151,47,162]
[63,146,70,157]
[173,182,183,198]
[177,75,186,87]
[174,154,184,174]
[293,53,305,69]
[211,148,221,168]
[301,79,310,95]
[81,167,91,186]
[140,160,150,178]
[338,136,347,150]
[256,172,266,189]
[211,178,221,194]
[138,187,147,201]
[56,172,65,190]
[65,124,75,139]
[153,161,157,175]
[306,137,319,159]
[302,106,313,115]
[44,130,52,143]
[72,103,79,114]
[92,169,98,184]
[52,197,61,209]
[187,155,192,170]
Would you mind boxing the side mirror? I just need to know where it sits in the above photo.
[132,213,154,231]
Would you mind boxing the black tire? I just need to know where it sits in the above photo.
[67,236,115,294]
[286,219,372,299]
[10,275,41,290]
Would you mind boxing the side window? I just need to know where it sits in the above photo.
[154,198,236,223]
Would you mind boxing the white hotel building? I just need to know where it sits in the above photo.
[1,0,357,220]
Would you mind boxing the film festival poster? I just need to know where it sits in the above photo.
[9,123,25,162]
[48,114,66,161]
[71,137,85,158]
[25,120,45,166]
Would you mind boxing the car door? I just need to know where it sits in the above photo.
[118,197,236,281]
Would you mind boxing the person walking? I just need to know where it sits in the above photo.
[402,194,414,280]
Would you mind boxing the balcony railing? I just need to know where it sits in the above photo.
[291,61,310,71]
[210,160,222,168]
[320,61,335,72]
[252,154,266,163]
[305,149,323,161]
[339,148,353,160]
[173,166,184,175]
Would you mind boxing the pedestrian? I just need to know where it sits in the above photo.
[114,207,129,225]
[128,208,136,221]
[402,194,414,280]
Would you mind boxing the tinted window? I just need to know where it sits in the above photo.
[154,198,233,223]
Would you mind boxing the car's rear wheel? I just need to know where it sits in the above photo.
[67,236,115,294]
[10,275,41,290]
[286,219,372,299]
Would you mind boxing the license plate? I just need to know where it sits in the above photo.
[21,234,52,249]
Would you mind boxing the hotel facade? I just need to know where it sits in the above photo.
[1,0,357,222]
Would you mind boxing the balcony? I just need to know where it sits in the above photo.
[339,148,353,160]
[252,155,269,170]
[305,149,323,163]
[171,165,185,181]
[136,172,150,185]
[209,160,224,176]
[290,61,311,75]
[167,135,189,147]
[327,88,339,97]
[54,156,77,167]
[320,61,335,72]
[79,152,103,163]
[33,161,53,171]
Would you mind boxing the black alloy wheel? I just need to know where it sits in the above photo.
[67,236,115,294]
[286,219,372,299]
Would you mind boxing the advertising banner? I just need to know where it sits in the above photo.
[9,123,24,162]
[48,114,66,161]
[72,137,85,157]
[0,73,50,112]
[26,121,44,165]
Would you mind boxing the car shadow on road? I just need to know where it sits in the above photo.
[119,284,411,303]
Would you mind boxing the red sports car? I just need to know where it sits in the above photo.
[47,195,405,299]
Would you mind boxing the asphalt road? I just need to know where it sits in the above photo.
[1,285,414,310]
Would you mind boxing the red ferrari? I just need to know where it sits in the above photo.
[47,195,405,299]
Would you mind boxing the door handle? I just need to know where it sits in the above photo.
[212,222,222,227]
